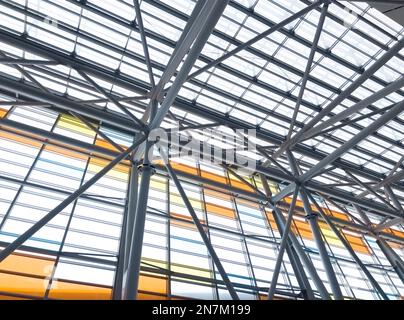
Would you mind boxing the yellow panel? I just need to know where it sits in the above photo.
[48,281,111,300]
[0,108,7,118]
[259,293,287,300]
[0,272,46,297]
[142,258,167,269]
[138,275,167,295]
[205,203,235,219]
[150,178,166,191]
[291,218,313,240]
[171,263,212,282]
[88,156,129,180]
[45,144,89,161]
[0,253,54,277]
[57,114,95,137]
[170,194,203,211]
[389,229,404,240]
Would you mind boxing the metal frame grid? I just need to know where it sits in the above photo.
[0,0,403,300]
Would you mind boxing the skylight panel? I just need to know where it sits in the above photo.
[258,69,295,92]
[275,46,309,72]
[254,0,291,25]
[366,7,403,36]
[196,94,230,114]
[0,4,25,34]
[87,0,134,22]
[141,3,184,42]
[216,16,241,38]
[76,40,121,70]
[160,0,195,15]
[0,65,22,79]
[27,18,76,53]
[80,17,129,49]
[332,41,370,67]
[29,0,80,29]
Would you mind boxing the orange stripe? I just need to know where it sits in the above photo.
[205,203,235,219]
[0,108,7,118]
[171,212,206,229]
[201,171,227,185]
[138,275,167,295]
[48,281,112,300]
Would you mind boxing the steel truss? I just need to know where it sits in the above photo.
[0,0,403,300]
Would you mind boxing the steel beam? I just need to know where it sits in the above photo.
[300,188,343,299]
[305,190,389,300]
[268,187,299,299]
[0,134,146,263]
[0,75,143,133]
[344,170,400,214]
[275,36,404,157]
[376,238,404,285]
[0,58,59,65]
[286,1,328,140]
[160,148,239,299]
[374,217,403,233]
[302,76,404,140]
[133,0,155,88]
[77,70,147,131]
[260,174,315,299]
[1,113,401,220]
[287,151,343,299]
[150,0,216,99]
[299,99,404,183]
[150,0,230,129]
[271,206,331,299]
[187,0,324,81]
[271,209,315,300]
[385,185,404,212]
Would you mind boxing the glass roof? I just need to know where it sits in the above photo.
[0,0,403,218]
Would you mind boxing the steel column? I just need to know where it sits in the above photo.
[260,174,315,299]
[160,148,239,299]
[287,151,343,299]
[122,142,155,300]
[271,210,315,300]
[300,188,344,300]
[268,187,299,299]
[305,190,389,300]
[271,206,331,299]
[376,238,404,285]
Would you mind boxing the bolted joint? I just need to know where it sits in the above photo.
[137,163,156,175]
[305,213,318,220]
